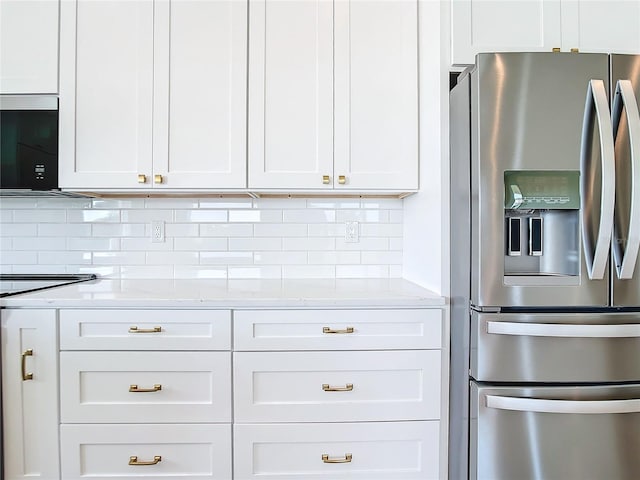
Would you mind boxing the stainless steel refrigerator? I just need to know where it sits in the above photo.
[450,52,640,480]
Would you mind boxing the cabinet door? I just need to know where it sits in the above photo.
[1,309,59,480]
[59,0,154,189]
[334,0,418,190]
[451,0,562,66]
[561,0,640,54]
[153,0,247,189]
[248,0,334,190]
[0,0,59,93]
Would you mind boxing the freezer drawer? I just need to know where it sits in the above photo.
[472,311,640,382]
[471,383,640,480]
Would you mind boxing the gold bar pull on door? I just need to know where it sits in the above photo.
[129,455,162,466]
[128,326,162,333]
[322,453,352,463]
[322,326,354,334]
[21,349,33,381]
[129,384,162,393]
[322,383,353,392]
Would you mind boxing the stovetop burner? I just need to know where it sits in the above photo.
[0,274,98,297]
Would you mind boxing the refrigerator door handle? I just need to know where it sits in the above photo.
[580,79,616,280]
[486,395,640,415]
[611,80,640,280]
[487,320,640,337]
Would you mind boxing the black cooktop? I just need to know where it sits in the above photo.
[0,274,98,297]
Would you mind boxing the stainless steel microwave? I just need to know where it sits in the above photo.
[0,95,59,192]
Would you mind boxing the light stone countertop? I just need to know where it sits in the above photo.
[0,278,445,309]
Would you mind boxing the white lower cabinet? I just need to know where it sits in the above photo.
[234,421,440,479]
[60,424,232,480]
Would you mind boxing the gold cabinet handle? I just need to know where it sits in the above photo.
[338,175,346,185]
[129,384,162,393]
[323,326,354,334]
[154,174,163,184]
[129,455,162,466]
[21,349,33,381]
[137,174,147,183]
[322,453,352,464]
[322,175,331,184]
[552,47,561,52]
[128,326,162,333]
[322,383,353,392]
[570,48,579,53]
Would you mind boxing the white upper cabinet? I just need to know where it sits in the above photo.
[451,0,640,66]
[59,0,247,191]
[249,0,419,191]
[0,0,59,94]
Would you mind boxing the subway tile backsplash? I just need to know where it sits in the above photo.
[0,197,403,279]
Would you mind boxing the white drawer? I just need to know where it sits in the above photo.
[234,350,441,422]
[233,308,442,351]
[234,421,440,480]
[59,309,231,350]
[60,352,231,423]
[60,423,231,480]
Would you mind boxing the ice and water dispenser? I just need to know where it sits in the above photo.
[504,171,580,277]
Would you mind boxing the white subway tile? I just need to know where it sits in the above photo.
[144,198,198,209]
[360,198,403,209]
[200,224,253,237]
[38,251,92,265]
[336,265,390,278]
[0,265,12,274]
[360,223,403,237]
[74,266,121,277]
[146,251,199,265]
[361,251,403,264]
[174,265,228,279]
[120,265,174,278]
[93,252,146,265]
[0,209,13,222]
[174,210,228,223]
[12,209,66,223]
[335,237,389,251]
[307,251,360,265]
[308,223,346,237]
[13,265,66,274]
[93,224,146,237]
[37,198,92,209]
[68,237,121,251]
[283,209,335,223]
[283,237,335,251]
[12,237,66,251]
[1,199,38,208]
[282,265,335,279]
[228,210,282,223]
[200,251,253,265]
[68,210,121,223]
[122,209,174,223]
[121,238,174,251]
[228,266,282,279]
[93,199,145,209]
[255,251,307,265]
[165,223,199,237]
[389,237,403,250]
[254,223,307,237]
[0,224,37,237]
[38,224,91,237]
[389,265,403,277]
[229,237,282,251]
[0,238,11,250]
[336,209,389,223]
[174,237,228,251]
[199,199,254,209]
[0,251,38,264]
[306,199,360,209]
[389,210,404,223]
[253,198,307,209]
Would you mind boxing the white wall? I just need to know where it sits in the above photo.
[0,196,404,279]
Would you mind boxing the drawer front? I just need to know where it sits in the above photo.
[234,308,442,350]
[234,350,441,422]
[234,421,440,479]
[59,309,231,350]
[60,423,231,480]
[60,352,231,423]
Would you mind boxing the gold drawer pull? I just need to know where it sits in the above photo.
[128,326,162,334]
[338,175,346,185]
[154,174,163,184]
[322,453,352,464]
[137,174,147,183]
[129,455,162,466]
[322,175,331,184]
[323,326,354,334]
[322,383,353,392]
[129,384,162,393]
[21,349,33,381]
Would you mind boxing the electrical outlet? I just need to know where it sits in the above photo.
[345,221,359,243]
[151,220,165,243]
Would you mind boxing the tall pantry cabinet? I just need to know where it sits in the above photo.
[58,0,247,190]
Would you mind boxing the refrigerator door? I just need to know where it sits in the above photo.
[611,54,640,307]
[472,311,640,382]
[470,53,610,308]
[470,383,640,480]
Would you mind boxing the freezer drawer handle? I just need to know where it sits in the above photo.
[322,453,352,463]
[128,326,162,334]
[611,79,640,280]
[323,326,354,334]
[580,79,615,280]
[322,383,354,392]
[129,384,162,393]
[486,321,640,338]
[129,455,162,466]
[486,395,640,414]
